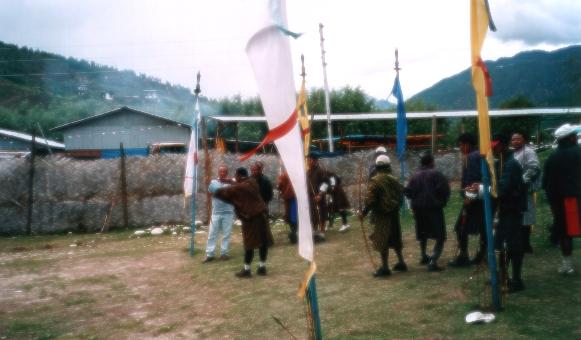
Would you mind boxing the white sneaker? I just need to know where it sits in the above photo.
[338,224,351,233]
[558,261,574,275]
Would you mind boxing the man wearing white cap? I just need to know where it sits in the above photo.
[360,154,407,277]
[368,146,388,180]
[543,123,581,275]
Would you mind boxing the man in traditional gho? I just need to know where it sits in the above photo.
[251,161,274,210]
[306,154,330,242]
[404,153,451,271]
[327,171,351,233]
[203,165,235,263]
[511,131,541,253]
[368,146,388,180]
[487,134,527,292]
[360,154,407,277]
[543,123,581,275]
[211,167,274,278]
[276,170,297,244]
[449,133,487,267]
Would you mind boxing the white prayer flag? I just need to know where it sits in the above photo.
[246,0,314,261]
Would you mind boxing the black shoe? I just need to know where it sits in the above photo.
[373,267,392,277]
[393,262,408,272]
[470,253,485,265]
[256,266,267,276]
[313,233,326,243]
[428,262,444,272]
[448,256,471,267]
[419,255,430,265]
[202,256,215,263]
[235,268,252,278]
[508,279,525,293]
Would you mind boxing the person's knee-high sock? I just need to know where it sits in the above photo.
[258,245,268,262]
[522,225,532,246]
[432,239,444,262]
[395,248,405,264]
[420,238,428,258]
[244,249,254,265]
[511,253,523,282]
[380,250,388,269]
[458,229,468,257]
[340,210,348,225]
[561,237,573,257]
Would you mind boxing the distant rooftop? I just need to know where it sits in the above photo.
[0,128,65,149]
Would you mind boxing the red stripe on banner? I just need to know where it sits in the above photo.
[239,109,299,161]
[477,57,493,97]
[564,197,581,237]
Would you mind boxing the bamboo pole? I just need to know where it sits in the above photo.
[26,133,36,235]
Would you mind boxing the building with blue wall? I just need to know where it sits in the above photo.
[51,106,191,158]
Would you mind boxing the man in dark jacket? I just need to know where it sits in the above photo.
[251,161,274,209]
[543,123,581,275]
[307,154,331,242]
[405,153,451,271]
[487,134,527,292]
[449,133,487,267]
[212,167,274,278]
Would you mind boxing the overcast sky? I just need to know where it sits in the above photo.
[1,0,580,100]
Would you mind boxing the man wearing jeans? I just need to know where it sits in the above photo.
[203,165,235,262]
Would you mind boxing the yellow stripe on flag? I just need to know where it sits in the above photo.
[297,79,310,156]
[470,0,496,195]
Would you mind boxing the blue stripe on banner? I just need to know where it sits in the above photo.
[101,148,148,158]
[392,75,407,161]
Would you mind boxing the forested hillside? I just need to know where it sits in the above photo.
[411,45,581,109]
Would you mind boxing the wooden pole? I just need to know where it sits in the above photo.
[120,143,129,228]
[319,23,334,153]
[234,123,239,153]
[202,117,212,224]
[431,115,437,154]
[26,133,36,235]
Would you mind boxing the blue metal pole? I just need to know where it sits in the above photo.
[307,275,323,340]
[481,159,501,310]
[190,72,201,257]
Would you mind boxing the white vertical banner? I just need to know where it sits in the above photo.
[183,101,200,200]
[246,0,314,261]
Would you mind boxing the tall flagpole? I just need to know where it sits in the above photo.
[319,23,334,153]
[189,72,201,257]
[299,54,323,340]
[394,49,405,185]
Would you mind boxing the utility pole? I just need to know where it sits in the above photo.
[319,23,334,152]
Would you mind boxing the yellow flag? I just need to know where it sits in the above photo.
[470,0,496,195]
[297,79,310,156]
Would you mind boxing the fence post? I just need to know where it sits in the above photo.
[120,143,129,228]
[431,115,437,154]
[26,133,36,235]
[201,117,212,224]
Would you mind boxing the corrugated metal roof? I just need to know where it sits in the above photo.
[208,107,581,123]
[0,128,65,149]
[50,106,191,131]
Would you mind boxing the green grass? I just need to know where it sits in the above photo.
[0,190,580,339]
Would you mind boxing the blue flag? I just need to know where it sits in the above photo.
[391,75,407,161]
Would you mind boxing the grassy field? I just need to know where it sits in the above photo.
[1,188,580,339]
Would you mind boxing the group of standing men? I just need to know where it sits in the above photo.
[200,123,580,284]
[361,123,580,293]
